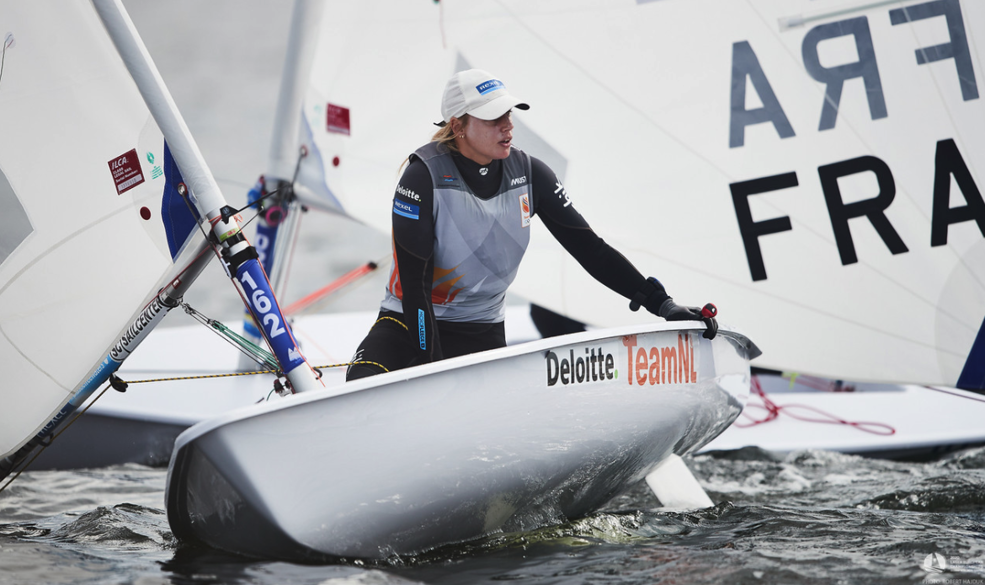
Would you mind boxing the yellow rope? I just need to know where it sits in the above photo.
[375,315,407,330]
[119,360,389,385]
[120,315,406,383]
[119,315,406,383]
[0,357,392,492]
[0,317,408,489]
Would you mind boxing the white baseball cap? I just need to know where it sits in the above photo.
[437,69,529,126]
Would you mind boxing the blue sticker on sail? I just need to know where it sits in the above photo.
[476,79,504,95]
[161,141,200,260]
[393,200,420,220]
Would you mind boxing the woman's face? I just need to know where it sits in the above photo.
[455,112,514,165]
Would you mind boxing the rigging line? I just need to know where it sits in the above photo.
[284,256,387,316]
[277,204,303,301]
[922,385,985,404]
[234,147,306,219]
[745,0,985,294]
[0,33,11,88]
[114,361,374,385]
[259,146,309,297]
[176,179,264,264]
[0,380,115,495]
[181,303,278,369]
[233,183,292,217]
[178,182,220,255]
[734,376,896,435]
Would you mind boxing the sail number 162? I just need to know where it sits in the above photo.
[239,270,286,339]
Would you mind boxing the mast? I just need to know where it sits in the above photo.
[238,0,326,370]
[91,0,323,394]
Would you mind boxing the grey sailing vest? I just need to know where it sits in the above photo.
[381,142,533,322]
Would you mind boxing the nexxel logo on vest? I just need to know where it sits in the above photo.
[393,200,420,220]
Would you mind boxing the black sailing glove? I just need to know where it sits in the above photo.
[629,277,719,340]
[657,298,719,340]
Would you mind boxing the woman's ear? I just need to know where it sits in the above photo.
[450,116,468,138]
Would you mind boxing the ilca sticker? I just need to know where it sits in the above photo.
[108,148,145,195]
[326,103,351,136]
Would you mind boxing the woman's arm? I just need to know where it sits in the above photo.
[531,156,717,337]
[530,157,656,302]
[391,159,443,362]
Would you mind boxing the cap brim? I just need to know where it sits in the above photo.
[467,95,530,121]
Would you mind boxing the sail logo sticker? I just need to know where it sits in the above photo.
[326,103,351,135]
[545,346,616,386]
[394,199,420,220]
[147,151,163,180]
[519,193,531,228]
[623,333,698,385]
[108,149,144,195]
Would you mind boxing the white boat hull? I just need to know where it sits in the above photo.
[164,323,757,560]
[701,375,985,460]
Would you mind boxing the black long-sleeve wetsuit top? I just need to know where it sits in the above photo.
[380,143,649,364]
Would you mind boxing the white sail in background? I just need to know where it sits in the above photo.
[0,2,202,458]
[297,0,985,388]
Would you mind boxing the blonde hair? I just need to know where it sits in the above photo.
[400,115,470,173]
[431,115,470,154]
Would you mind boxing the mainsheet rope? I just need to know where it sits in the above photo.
[735,375,897,436]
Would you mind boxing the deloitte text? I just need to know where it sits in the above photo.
[545,347,615,386]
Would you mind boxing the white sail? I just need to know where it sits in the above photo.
[0,2,203,459]
[296,0,985,388]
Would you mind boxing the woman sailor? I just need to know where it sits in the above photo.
[346,69,717,381]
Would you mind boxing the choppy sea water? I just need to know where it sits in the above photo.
[3,447,985,584]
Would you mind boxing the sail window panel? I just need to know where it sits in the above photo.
[0,169,33,267]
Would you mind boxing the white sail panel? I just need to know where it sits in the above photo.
[297,1,448,218]
[0,2,199,457]
[298,0,985,387]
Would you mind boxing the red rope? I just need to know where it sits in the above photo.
[734,376,896,436]
[283,261,379,316]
